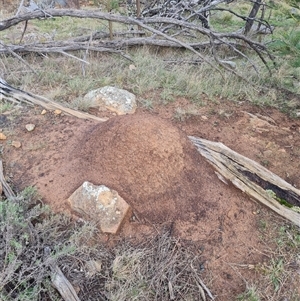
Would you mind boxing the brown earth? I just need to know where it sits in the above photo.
[2,98,300,300]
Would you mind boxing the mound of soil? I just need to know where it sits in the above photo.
[71,114,213,222]
[4,104,300,299]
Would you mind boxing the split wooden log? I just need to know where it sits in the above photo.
[189,136,300,227]
[0,77,107,122]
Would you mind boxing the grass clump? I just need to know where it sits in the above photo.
[0,187,91,301]
[237,286,261,301]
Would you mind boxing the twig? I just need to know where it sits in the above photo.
[0,41,37,74]
[190,263,215,300]
[82,32,93,76]
[0,77,107,122]
[0,159,16,199]
[15,0,26,16]
[59,50,90,64]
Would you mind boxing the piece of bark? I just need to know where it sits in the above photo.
[0,159,15,198]
[51,265,81,301]
[189,136,300,227]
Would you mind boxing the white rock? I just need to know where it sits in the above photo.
[25,124,35,131]
[68,181,131,234]
[83,86,137,115]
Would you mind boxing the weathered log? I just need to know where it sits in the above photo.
[0,77,107,122]
[0,159,16,198]
[0,8,274,75]
[189,136,300,227]
[51,265,81,301]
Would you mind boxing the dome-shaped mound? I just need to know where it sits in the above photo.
[79,114,185,198]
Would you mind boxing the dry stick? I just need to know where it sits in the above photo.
[0,9,273,70]
[51,265,81,301]
[190,263,215,300]
[19,20,28,44]
[0,160,16,199]
[0,41,37,73]
[189,136,300,227]
[15,0,26,16]
[129,18,223,77]
[0,77,107,122]
[59,50,90,64]
[81,32,93,76]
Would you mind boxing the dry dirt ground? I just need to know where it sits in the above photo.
[1,98,300,300]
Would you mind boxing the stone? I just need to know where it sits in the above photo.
[41,109,47,115]
[83,86,137,115]
[12,141,21,148]
[129,64,136,71]
[25,124,35,131]
[0,133,7,140]
[54,109,62,115]
[68,181,131,234]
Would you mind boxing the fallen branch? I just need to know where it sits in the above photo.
[51,265,81,301]
[189,136,300,227]
[0,77,107,122]
[0,9,274,75]
[0,159,16,198]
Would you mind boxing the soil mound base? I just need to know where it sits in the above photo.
[74,113,208,222]
[80,114,185,196]
[5,103,299,299]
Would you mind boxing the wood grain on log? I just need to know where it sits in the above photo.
[189,136,300,227]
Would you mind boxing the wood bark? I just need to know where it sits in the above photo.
[244,0,263,35]
[51,265,81,301]
[0,77,108,122]
[189,136,300,227]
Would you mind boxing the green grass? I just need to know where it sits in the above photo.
[237,286,261,301]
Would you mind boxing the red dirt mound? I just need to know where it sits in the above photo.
[5,108,294,299]
[71,113,214,222]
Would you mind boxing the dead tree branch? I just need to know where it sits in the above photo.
[0,1,275,77]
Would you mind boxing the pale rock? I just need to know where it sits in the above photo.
[83,86,137,115]
[129,64,136,71]
[0,133,7,140]
[201,115,208,120]
[25,124,35,131]
[12,141,21,148]
[68,181,131,234]
[41,109,47,115]
[54,109,62,115]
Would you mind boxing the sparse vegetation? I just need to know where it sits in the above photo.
[1,1,300,300]
[0,187,212,301]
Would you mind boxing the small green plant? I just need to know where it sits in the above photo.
[269,258,285,292]
[237,286,260,301]
[0,101,13,113]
